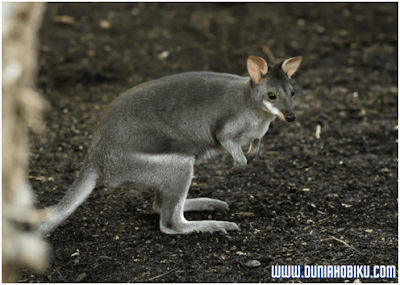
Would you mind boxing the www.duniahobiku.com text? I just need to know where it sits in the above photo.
[271,265,396,279]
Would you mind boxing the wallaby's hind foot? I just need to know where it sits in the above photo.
[161,220,240,235]
[154,191,230,214]
[155,193,238,234]
[184,198,229,212]
[38,164,98,236]
[152,156,240,235]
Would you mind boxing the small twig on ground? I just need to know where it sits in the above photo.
[148,268,177,281]
[320,236,358,252]
[316,124,321,139]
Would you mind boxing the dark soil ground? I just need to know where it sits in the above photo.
[19,3,397,283]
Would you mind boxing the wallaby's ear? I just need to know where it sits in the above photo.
[282,56,303,77]
[247,56,268,84]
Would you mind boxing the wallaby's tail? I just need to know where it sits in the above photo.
[38,163,99,236]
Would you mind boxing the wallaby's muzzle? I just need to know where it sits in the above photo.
[285,113,296,122]
[279,109,296,122]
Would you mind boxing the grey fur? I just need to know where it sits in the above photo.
[38,56,302,236]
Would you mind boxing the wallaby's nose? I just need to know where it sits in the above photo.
[285,114,296,122]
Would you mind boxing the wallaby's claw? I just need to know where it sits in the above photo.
[227,222,241,232]
[231,165,246,173]
[245,153,257,164]
[209,222,240,234]
[208,200,230,211]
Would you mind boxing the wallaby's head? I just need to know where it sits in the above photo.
[247,56,302,122]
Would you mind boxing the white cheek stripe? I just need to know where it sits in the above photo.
[278,111,286,121]
[263,100,280,116]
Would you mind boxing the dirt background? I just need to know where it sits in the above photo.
[19,3,397,282]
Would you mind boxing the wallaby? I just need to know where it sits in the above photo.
[38,55,302,236]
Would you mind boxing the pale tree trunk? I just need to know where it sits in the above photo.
[2,2,48,282]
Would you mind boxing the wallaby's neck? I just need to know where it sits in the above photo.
[245,79,273,120]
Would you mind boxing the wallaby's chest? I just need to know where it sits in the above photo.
[234,116,275,148]
[251,119,273,139]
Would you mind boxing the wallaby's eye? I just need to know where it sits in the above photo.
[267,92,277,100]
[292,91,295,96]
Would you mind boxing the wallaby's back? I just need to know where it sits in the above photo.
[90,72,253,168]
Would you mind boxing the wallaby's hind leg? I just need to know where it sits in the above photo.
[38,164,98,236]
[153,191,229,213]
[148,155,239,234]
[86,153,239,235]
